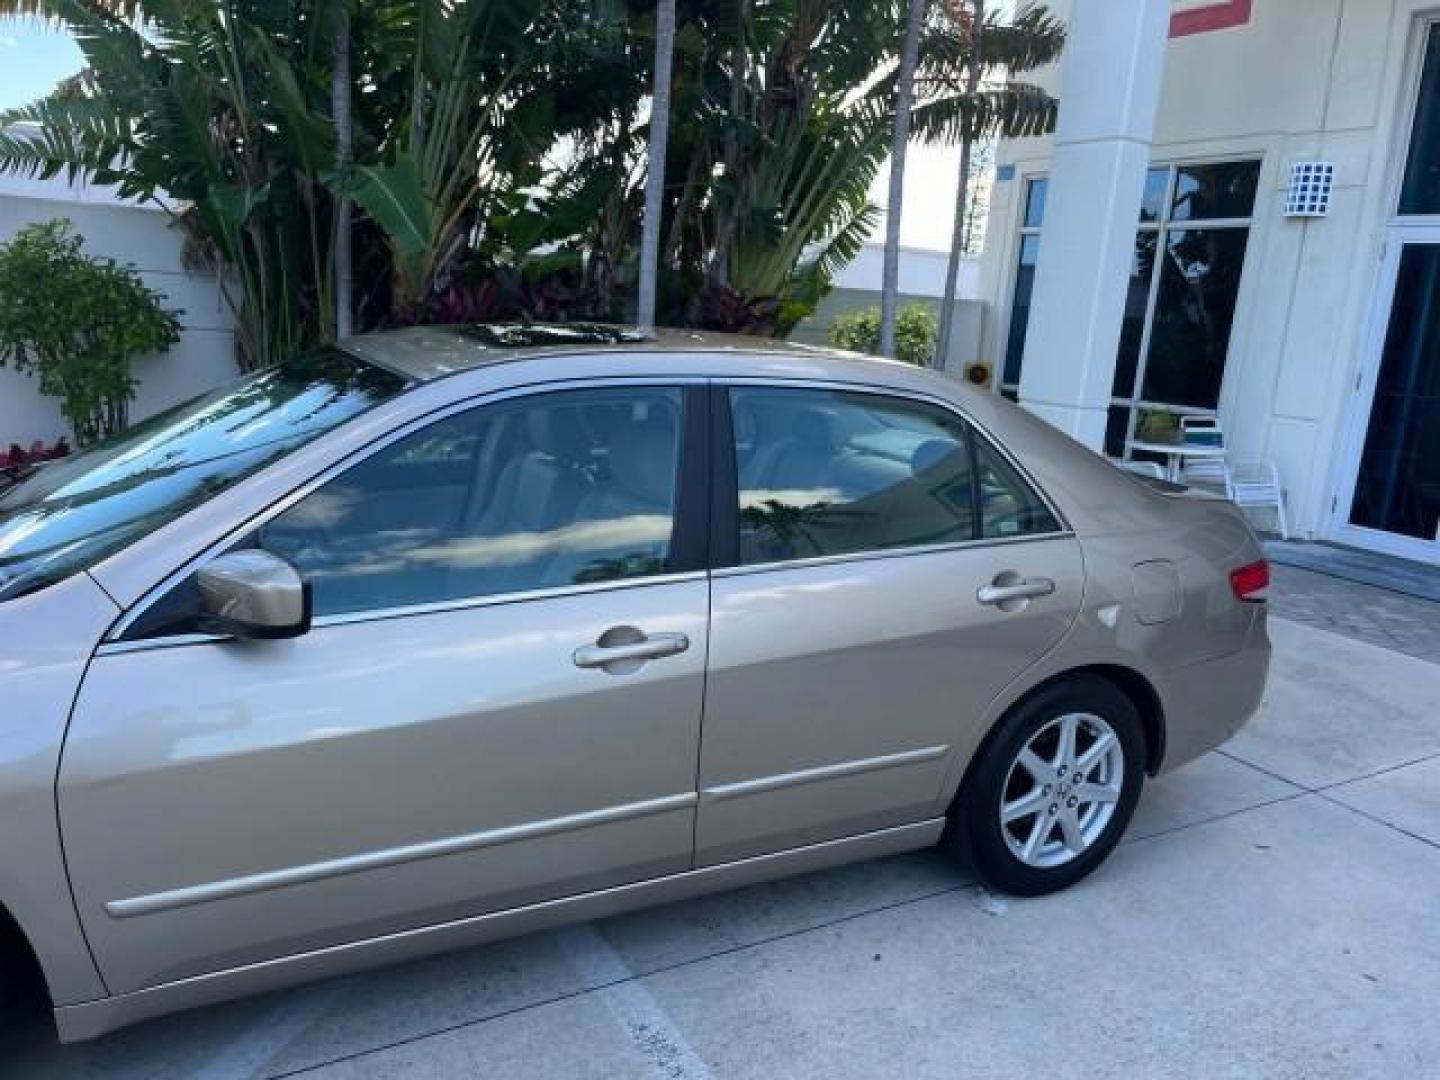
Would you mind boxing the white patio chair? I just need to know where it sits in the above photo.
[1229,461,1290,540]
[1115,459,1166,480]
[1179,414,1224,445]
[1178,414,1234,494]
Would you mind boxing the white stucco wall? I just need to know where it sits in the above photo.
[978,0,1438,545]
[791,242,986,373]
[831,242,981,299]
[0,176,236,447]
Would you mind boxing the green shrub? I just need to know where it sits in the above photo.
[828,302,937,366]
[0,220,182,445]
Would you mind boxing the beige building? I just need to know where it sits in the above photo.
[978,0,1440,565]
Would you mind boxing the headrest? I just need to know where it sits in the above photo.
[605,410,678,508]
[911,437,965,477]
[791,408,836,452]
[525,405,591,464]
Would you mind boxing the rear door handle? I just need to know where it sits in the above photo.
[573,631,690,669]
[977,578,1056,607]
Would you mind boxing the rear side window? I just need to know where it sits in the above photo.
[727,387,1057,566]
[974,438,1061,539]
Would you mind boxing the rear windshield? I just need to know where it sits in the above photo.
[0,349,406,603]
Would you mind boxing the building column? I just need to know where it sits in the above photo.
[1017,0,1171,450]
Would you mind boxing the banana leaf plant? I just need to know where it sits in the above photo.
[0,0,350,370]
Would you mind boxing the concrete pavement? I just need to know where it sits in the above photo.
[4,616,1438,1078]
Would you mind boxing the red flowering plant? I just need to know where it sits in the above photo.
[0,437,70,492]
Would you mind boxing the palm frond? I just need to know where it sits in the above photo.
[912,82,1058,145]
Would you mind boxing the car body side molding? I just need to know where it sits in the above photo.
[58,818,945,1042]
[105,792,699,919]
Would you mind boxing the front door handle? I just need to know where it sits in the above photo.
[977,577,1056,607]
[573,629,690,670]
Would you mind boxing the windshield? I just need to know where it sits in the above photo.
[0,349,407,603]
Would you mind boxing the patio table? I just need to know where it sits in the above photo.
[1126,439,1227,483]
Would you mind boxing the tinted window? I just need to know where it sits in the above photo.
[258,388,684,617]
[731,388,1058,566]
[974,439,1060,539]
[1140,227,1252,409]
[1401,24,1440,215]
[1023,177,1049,228]
[1139,167,1171,223]
[0,350,404,603]
[1169,161,1261,222]
[1004,234,1041,386]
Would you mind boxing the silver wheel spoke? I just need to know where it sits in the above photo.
[1017,748,1055,784]
[1002,789,1048,824]
[1074,732,1117,776]
[1076,782,1120,806]
[1022,812,1053,861]
[1058,808,1086,854]
[1058,714,1079,769]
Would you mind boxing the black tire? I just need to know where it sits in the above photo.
[0,916,47,1018]
[944,674,1146,897]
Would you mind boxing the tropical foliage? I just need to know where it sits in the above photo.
[913,0,1066,363]
[0,219,181,444]
[0,0,1063,372]
[829,302,937,367]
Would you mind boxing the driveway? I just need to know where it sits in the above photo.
[4,616,1438,1079]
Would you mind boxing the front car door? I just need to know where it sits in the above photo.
[696,383,1085,865]
[60,383,710,994]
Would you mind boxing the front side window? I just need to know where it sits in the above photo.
[0,349,405,603]
[729,388,1057,566]
[258,387,686,617]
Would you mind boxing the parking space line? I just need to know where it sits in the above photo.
[268,783,1326,1079]
[265,883,969,1078]
[554,924,714,1079]
[193,982,347,1080]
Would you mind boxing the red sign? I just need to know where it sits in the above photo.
[1170,0,1252,38]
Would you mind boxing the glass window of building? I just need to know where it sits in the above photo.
[1001,161,1261,457]
[1000,178,1049,400]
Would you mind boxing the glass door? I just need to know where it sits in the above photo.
[1337,234,1440,561]
[1332,21,1440,563]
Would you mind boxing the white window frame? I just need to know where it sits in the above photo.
[1111,159,1263,459]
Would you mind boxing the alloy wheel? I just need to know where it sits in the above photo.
[998,712,1125,869]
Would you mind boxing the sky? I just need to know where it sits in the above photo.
[0,17,83,111]
[0,15,959,251]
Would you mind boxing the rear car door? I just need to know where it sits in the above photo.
[696,383,1085,865]
[59,383,710,994]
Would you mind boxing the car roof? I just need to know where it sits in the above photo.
[342,323,878,383]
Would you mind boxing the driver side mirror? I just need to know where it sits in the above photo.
[196,550,312,640]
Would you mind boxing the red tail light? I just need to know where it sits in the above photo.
[1229,559,1270,603]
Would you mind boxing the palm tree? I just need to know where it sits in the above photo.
[934,0,984,368]
[636,0,677,331]
[917,1,1066,365]
[0,0,1027,357]
[880,0,928,358]
[331,0,353,339]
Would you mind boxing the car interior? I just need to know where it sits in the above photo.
[260,391,683,616]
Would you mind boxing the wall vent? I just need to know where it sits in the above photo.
[1285,161,1334,218]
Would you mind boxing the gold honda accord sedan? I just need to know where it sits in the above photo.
[0,325,1270,1040]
